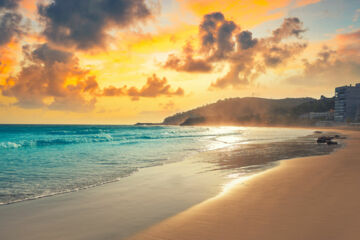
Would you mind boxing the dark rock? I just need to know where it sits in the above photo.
[316,135,340,145]
[317,136,334,144]
[334,134,346,139]
[134,122,161,126]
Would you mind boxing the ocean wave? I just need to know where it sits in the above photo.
[47,129,111,135]
[0,142,22,149]
[0,132,245,149]
[0,133,114,149]
[0,126,244,149]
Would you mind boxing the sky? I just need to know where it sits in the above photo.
[0,0,359,124]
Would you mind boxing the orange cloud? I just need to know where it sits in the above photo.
[0,41,21,82]
[1,44,99,111]
[20,0,37,13]
[102,74,184,101]
[335,29,360,59]
[161,12,308,89]
[285,28,360,88]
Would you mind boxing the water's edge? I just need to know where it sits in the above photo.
[0,129,342,206]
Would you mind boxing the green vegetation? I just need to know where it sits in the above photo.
[162,96,335,126]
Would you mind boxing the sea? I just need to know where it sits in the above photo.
[0,125,339,206]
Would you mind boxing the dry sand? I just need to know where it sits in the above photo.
[128,130,360,240]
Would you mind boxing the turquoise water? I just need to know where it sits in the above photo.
[0,125,316,205]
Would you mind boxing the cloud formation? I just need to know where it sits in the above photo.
[0,12,22,46]
[199,12,238,58]
[164,42,212,72]
[0,0,23,46]
[237,31,257,50]
[271,17,306,42]
[38,0,155,50]
[1,44,99,111]
[0,44,185,111]
[163,12,307,89]
[0,0,20,10]
[286,30,360,87]
[336,29,360,59]
[103,74,184,100]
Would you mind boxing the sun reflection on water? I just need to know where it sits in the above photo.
[206,126,248,150]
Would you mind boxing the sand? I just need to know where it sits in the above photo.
[128,130,360,240]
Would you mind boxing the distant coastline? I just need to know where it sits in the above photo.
[136,96,339,127]
[134,122,162,126]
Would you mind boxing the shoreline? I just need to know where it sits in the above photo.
[128,129,359,240]
[0,126,330,206]
[0,127,345,240]
[0,146,229,240]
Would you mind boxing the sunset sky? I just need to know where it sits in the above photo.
[0,0,359,124]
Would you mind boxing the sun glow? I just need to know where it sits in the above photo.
[0,0,358,124]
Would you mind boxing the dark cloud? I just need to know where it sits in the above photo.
[0,0,27,46]
[1,44,100,111]
[164,54,213,72]
[200,12,225,50]
[263,43,307,67]
[163,12,238,72]
[214,20,237,58]
[199,12,238,58]
[102,85,127,96]
[164,43,212,73]
[163,13,308,89]
[271,17,306,42]
[0,0,19,10]
[0,12,22,46]
[102,74,184,100]
[237,31,257,50]
[38,0,154,50]
[31,43,73,64]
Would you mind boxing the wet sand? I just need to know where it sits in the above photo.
[129,130,360,240]
[0,157,227,240]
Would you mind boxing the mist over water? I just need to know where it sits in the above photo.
[0,125,323,205]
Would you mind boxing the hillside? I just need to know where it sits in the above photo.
[162,97,334,126]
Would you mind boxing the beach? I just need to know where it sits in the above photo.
[1,0,360,239]
[0,127,353,240]
[129,129,360,240]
